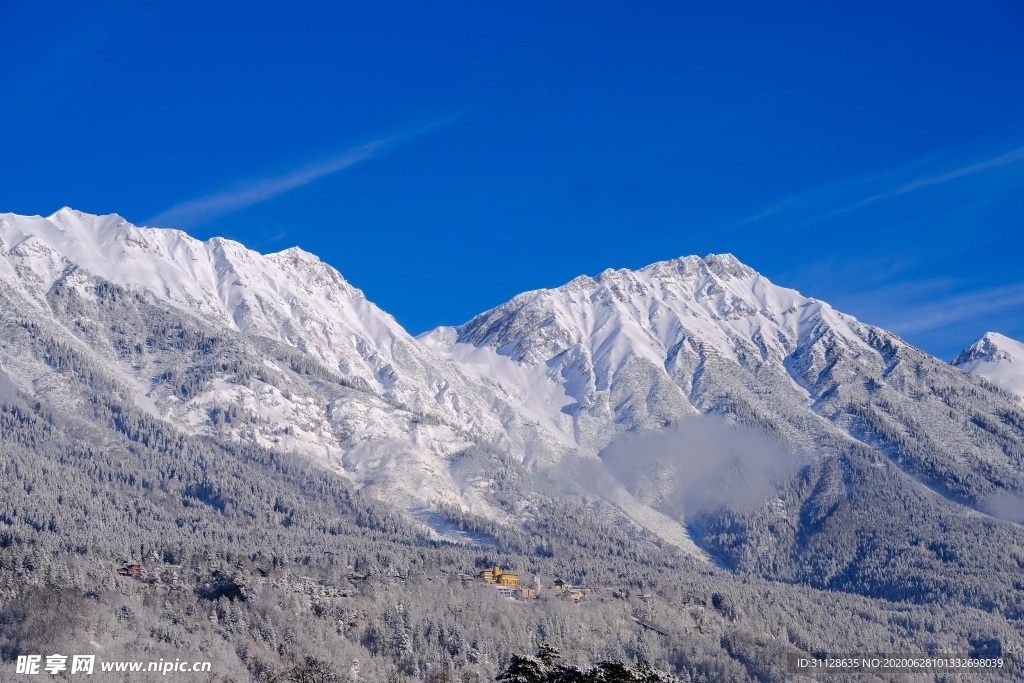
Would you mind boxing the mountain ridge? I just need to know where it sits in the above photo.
[7,210,1024,677]
[4,208,1024,560]
[1,209,708,552]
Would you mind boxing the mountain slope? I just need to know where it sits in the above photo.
[0,209,706,553]
[426,254,1024,503]
[6,210,1024,674]
[1,207,489,408]
[424,254,1024,599]
[423,254,873,450]
[5,210,1024,588]
[0,210,562,513]
[6,359,1022,682]
[953,331,1024,399]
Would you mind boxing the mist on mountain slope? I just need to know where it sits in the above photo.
[598,415,804,519]
[0,368,16,404]
[985,490,1024,524]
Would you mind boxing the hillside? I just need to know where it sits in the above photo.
[2,209,1024,681]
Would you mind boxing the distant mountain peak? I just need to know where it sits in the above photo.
[549,254,758,304]
[47,206,87,219]
[953,332,1020,363]
[953,332,1024,398]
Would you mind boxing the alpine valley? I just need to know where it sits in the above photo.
[2,209,1024,682]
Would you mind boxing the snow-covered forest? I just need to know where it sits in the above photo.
[3,211,1024,681]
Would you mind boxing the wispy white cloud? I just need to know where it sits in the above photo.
[147,143,382,228]
[832,279,1024,340]
[739,134,1024,359]
[880,282,1024,336]
[736,140,1024,229]
[146,119,452,228]
[832,146,1024,219]
[890,146,1024,196]
[780,254,925,293]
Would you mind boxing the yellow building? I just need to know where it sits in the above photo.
[478,566,518,588]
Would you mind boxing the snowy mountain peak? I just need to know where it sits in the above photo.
[953,332,1022,365]
[273,245,323,262]
[427,251,884,453]
[953,332,1024,398]
[0,209,403,386]
[4,208,366,304]
[457,251,856,367]
[0,208,635,531]
[47,206,105,222]
[635,253,755,282]
[46,206,132,238]
[536,255,756,302]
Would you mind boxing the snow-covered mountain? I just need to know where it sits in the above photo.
[0,209,579,523]
[424,253,1024,520]
[1,207,464,404]
[953,332,1024,400]
[3,208,1024,559]
[8,209,1024,675]
[422,254,876,451]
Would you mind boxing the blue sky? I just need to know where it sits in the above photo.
[2,1,1022,360]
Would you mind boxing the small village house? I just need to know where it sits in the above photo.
[478,566,518,588]
[117,561,142,577]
